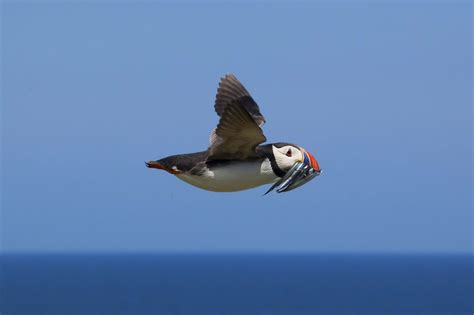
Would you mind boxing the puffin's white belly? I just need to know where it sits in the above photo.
[175,160,278,192]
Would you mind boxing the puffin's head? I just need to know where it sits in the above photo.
[272,143,320,173]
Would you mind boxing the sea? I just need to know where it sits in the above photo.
[0,253,472,315]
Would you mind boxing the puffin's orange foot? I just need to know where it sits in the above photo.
[145,160,164,170]
[145,160,180,174]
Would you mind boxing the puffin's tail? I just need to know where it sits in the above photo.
[145,160,179,174]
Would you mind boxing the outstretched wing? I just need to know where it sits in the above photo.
[208,98,266,161]
[214,74,266,127]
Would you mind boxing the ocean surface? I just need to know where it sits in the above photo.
[0,253,472,315]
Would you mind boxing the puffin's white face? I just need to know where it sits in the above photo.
[272,145,305,172]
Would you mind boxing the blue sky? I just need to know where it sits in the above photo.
[2,2,472,253]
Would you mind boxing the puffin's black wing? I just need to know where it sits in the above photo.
[208,99,266,161]
[214,74,266,127]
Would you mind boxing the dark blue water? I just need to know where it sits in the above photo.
[1,254,472,315]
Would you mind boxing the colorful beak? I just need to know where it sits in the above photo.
[302,150,320,173]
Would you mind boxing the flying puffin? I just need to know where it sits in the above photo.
[146,74,321,193]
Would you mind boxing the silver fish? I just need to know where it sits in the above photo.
[276,164,309,193]
[263,162,303,195]
[264,162,321,195]
[281,168,322,192]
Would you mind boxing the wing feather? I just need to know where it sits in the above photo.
[208,100,266,161]
[214,74,265,127]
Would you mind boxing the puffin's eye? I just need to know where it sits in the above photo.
[286,149,292,157]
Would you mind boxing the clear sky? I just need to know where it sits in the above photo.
[2,2,472,253]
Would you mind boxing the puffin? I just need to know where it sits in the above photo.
[146,74,321,193]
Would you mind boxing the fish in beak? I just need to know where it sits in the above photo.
[264,148,321,195]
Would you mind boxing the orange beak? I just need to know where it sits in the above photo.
[302,150,320,172]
